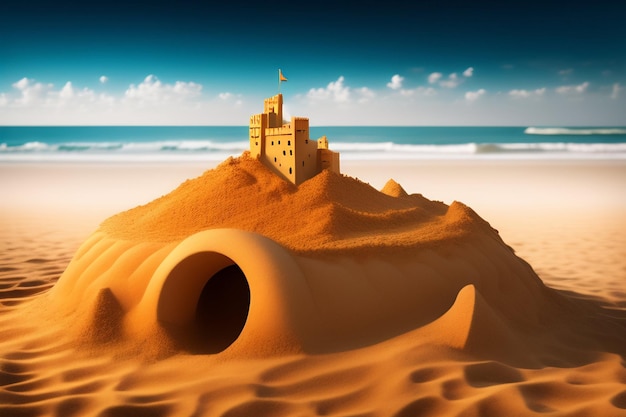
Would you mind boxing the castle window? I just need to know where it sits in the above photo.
[289,167,292,174]
[271,141,274,146]
[305,139,308,144]
[290,150,293,156]
[274,157,277,162]
[255,142,258,146]
[283,150,286,156]
[302,161,305,167]
[278,140,281,145]
[288,140,291,146]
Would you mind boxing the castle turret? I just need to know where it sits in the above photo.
[249,94,340,185]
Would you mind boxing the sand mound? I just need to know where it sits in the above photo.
[99,153,457,253]
[2,157,626,417]
[381,178,409,198]
[33,153,626,363]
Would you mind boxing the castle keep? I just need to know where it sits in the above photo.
[249,93,340,185]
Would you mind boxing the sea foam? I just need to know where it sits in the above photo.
[1,140,626,162]
[524,127,626,135]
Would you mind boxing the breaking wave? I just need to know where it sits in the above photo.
[525,127,626,135]
[0,140,250,161]
[1,139,625,161]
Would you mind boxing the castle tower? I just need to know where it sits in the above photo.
[249,94,340,185]
[263,94,283,128]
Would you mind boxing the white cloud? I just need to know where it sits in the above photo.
[387,74,404,90]
[556,81,589,94]
[11,77,53,105]
[13,78,30,90]
[465,88,486,102]
[124,74,202,102]
[575,82,589,93]
[611,83,621,99]
[509,89,530,98]
[97,93,115,106]
[0,76,118,124]
[55,82,100,106]
[356,87,375,103]
[99,75,108,84]
[399,86,437,97]
[559,68,573,76]
[428,69,472,88]
[59,81,75,99]
[0,76,251,125]
[307,76,350,102]
[508,88,546,98]
[218,92,243,106]
[440,73,459,88]
[427,72,442,84]
[3,73,622,126]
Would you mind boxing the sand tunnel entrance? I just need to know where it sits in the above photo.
[195,264,250,353]
[156,252,251,354]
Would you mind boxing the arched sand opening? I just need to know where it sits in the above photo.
[156,252,251,353]
[140,229,317,356]
[195,264,250,353]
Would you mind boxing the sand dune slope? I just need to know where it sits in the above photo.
[34,153,626,362]
[1,154,626,416]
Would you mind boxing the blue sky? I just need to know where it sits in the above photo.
[1,0,624,126]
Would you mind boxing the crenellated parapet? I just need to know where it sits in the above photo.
[249,94,340,185]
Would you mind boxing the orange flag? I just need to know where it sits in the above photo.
[279,69,288,82]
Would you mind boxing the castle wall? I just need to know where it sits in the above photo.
[249,113,267,158]
[264,122,295,183]
[260,117,319,185]
[318,149,340,174]
[250,93,340,185]
[293,118,319,185]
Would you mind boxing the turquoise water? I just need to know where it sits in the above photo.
[1,126,625,162]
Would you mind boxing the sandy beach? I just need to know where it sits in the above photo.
[1,156,625,416]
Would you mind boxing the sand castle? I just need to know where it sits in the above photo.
[249,93,340,185]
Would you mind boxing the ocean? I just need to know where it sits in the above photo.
[1,126,625,162]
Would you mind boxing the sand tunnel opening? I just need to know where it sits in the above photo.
[156,252,251,354]
[195,264,250,353]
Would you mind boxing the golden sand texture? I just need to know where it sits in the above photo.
[1,226,626,417]
[1,156,626,416]
[100,153,471,253]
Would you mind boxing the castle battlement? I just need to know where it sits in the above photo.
[249,94,340,185]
